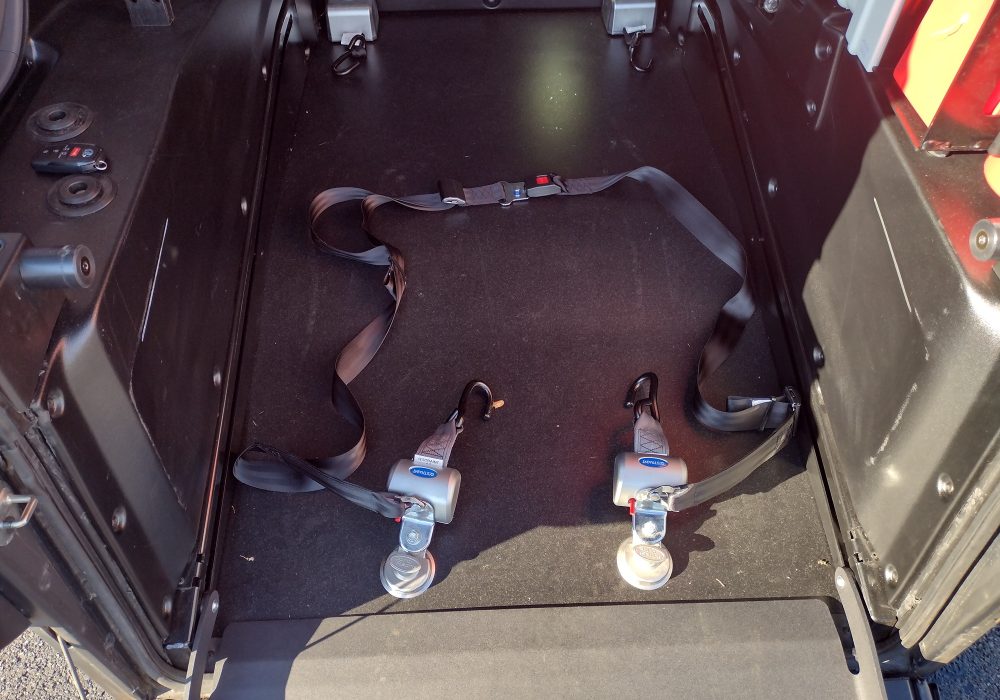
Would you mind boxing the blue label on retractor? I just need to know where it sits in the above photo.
[639,457,669,468]
[409,466,437,478]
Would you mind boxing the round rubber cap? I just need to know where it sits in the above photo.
[380,548,435,599]
[616,538,673,590]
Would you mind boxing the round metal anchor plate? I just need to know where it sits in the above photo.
[616,538,673,590]
[47,174,116,218]
[380,548,436,599]
[27,102,94,142]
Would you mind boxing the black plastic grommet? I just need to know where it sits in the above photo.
[47,174,116,217]
[27,102,94,142]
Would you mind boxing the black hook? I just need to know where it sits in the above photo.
[624,372,659,422]
[625,30,653,73]
[332,34,367,76]
[451,380,494,429]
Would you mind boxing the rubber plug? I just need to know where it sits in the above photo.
[380,548,435,598]
[616,537,673,590]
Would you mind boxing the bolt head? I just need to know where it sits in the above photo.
[936,474,955,499]
[767,178,779,197]
[806,100,818,116]
[884,564,899,586]
[813,346,825,367]
[761,0,780,13]
[46,390,65,418]
[111,506,127,533]
[240,197,248,216]
[732,49,742,65]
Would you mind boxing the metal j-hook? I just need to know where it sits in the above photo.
[624,372,659,422]
[625,30,653,73]
[450,380,494,430]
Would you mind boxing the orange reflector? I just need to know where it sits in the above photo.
[985,155,1000,198]
[893,0,995,126]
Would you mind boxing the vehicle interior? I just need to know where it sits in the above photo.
[0,1,997,698]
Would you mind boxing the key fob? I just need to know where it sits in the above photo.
[32,144,108,174]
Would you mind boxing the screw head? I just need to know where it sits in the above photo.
[212,368,222,388]
[211,599,219,614]
[161,596,173,618]
[884,564,899,587]
[111,506,127,533]
[46,389,65,418]
[813,345,825,367]
[815,40,832,60]
[761,0,780,13]
[732,49,742,65]
[767,178,779,197]
[936,474,955,500]
[240,197,248,216]
[405,529,421,546]
[806,99,818,117]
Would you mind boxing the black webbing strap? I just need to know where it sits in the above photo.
[663,389,799,512]
[234,166,798,506]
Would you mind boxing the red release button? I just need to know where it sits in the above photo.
[69,147,81,157]
[535,175,551,185]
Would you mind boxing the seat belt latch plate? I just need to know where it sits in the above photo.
[499,181,529,206]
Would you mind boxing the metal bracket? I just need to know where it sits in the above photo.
[123,0,175,28]
[0,487,38,547]
[834,568,889,700]
[380,499,437,598]
[398,499,435,554]
[616,489,674,590]
[631,490,668,545]
[183,591,219,700]
[327,0,379,45]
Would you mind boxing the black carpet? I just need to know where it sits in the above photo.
[216,11,835,625]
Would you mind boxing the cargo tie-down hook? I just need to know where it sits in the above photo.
[625,29,653,73]
[614,373,687,590]
[380,379,498,598]
[451,380,494,430]
[625,371,659,422]
[332,34,367,76]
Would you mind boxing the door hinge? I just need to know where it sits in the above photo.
[164,553,208,662]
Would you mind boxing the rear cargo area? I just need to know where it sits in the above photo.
[216,10,835,625]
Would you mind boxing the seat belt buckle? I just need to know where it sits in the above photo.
[438,178,467,206]
[524,174,564,198]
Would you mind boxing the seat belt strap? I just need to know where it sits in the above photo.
[234,166,796,496]
[661,390,800,512]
